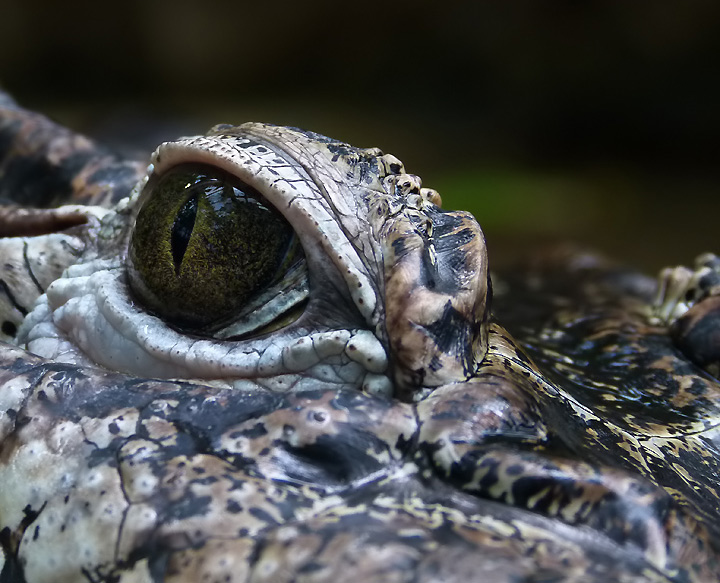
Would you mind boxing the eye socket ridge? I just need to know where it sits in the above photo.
[127,163,307,334]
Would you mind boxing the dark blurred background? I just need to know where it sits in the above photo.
[1,1,718,271]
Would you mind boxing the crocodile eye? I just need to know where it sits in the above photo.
[128,164,300,330]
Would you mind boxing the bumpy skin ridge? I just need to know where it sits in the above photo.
[0,90,719,582]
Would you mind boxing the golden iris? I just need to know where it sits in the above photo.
[128,164,297,330]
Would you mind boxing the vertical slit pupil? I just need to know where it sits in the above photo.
[171,195,199,274]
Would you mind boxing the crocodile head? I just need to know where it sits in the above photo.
[1,103,717,583]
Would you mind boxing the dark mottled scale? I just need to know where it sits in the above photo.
[671,296,720,376]
[0,89,146,208]
[493,248,720,538]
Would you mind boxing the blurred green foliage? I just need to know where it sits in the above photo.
[435,169,603,232]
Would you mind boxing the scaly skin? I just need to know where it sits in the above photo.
[0,90,719,582]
